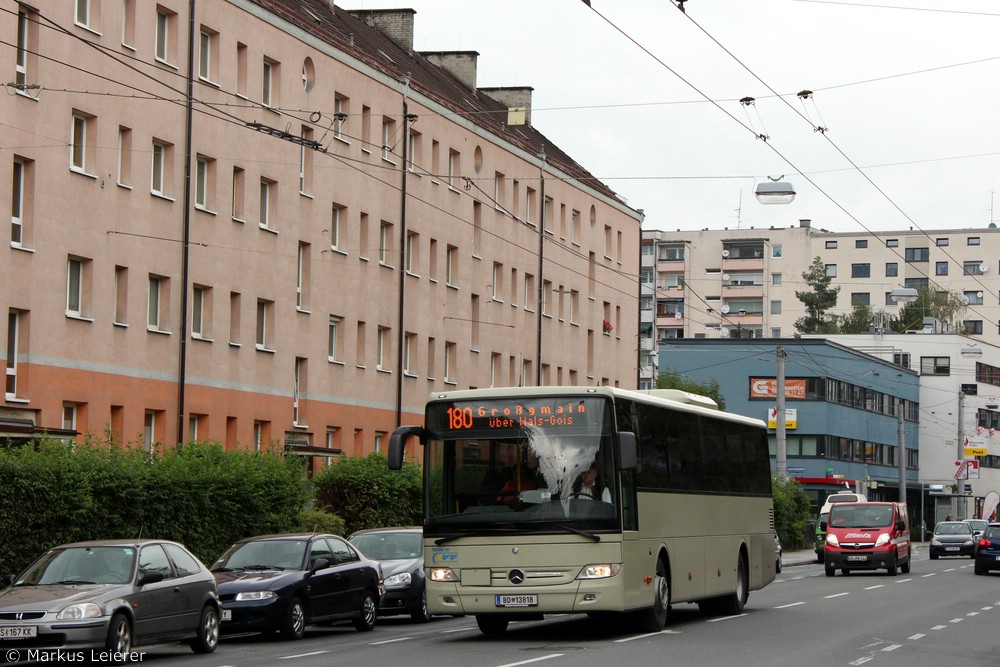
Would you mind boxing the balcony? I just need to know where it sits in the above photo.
[722,284,763,299]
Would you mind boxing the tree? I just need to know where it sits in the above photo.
[888,287,967,333]
[656,368,726,411]
[772,474,811,549]
[795,256,840,334]
[838,303,876,334]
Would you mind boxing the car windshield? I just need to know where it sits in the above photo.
[984,526,1000,539]
[213,540,307,571]
[828,505,894,528]
[966,520,987,530]
[935,523,972,535]
[16,546,136,586]
[351,533,422,560]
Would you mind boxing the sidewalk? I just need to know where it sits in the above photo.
[783,547,819,567]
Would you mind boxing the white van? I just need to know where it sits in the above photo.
[815,492,867,562]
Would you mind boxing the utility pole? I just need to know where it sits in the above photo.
[897,397,906,510]
[956,391,965,520]
[776,345,787,480]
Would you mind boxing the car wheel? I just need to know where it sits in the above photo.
[280,597,306,640]
[411,589,432,623]
[929,553,938,560]
[887,558,897,576]
[901,555,910,574]
[635,557,669,631]
[775,556,782,574]
[824,562,835,577]
[476,615,509,635]
[353,591,377,632]
[189,605,220,654]
[105,612,132,654]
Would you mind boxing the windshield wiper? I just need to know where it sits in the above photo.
[538,522,601,542]
[53,579,96,585]
[433,527,519,545]
[236,565,284,571]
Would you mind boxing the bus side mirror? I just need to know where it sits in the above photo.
[388,426,425,470]
[617,431,637,470]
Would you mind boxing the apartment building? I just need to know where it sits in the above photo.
[640,221,1000,387]
[1,1,642,468]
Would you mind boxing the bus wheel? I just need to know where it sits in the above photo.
[713,554,748,616]
[476,615,509,635]
[635,558,669,632]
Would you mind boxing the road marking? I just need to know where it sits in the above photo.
[966,612,979,617]
[944,568,957,572]
[824,592,850,598]
[949,618,964,624]
[922,573,936,578]
[707,613,746,622]
[614,630,680,643]
[864,585,884,590]
[441,627,473,634]
[497,654,564,667]
[882,644,902,652]
[909,633,925,640]
[370,637,413,645]
[982,607,994,611]
[894,578,912,583]
[849,657,874,665]
[774,601,806,609]
[278,651,331,660]
[931,625,947,630]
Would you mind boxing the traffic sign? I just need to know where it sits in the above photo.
[955,460,969,479]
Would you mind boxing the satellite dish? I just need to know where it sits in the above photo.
[721,249,730,258]
[961,295,970,305]
[722,274,731,281]
[674,311,682,320]
[978,292,984,298]
[980,263,989,273]
[720,328,730,338]
[721,305,731,314]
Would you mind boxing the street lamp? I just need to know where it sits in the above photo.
[755,177,796,205]
[889,286,918,304]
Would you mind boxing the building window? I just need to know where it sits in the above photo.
[771,300,781,314]
[448,149,460,187]
[381,117,395,161]
[920,356,950,376]
[296,242,310,310]
[446,245,457,286]
[10,157,32,248]
[334,94,348,139]
[15,6,37,90]
[851,292,870,306]
[259,178,275,230]
[965,290,984,305]
[330,204,343,251]
[904,247,929,262]
[968,236,981,246]
[262,58,277,107]
[444,341,456,383]
[5,310,22,398]
[150,140,173,197]
[825,264,837,278]
[408,130,420,172]
[825,241,837,249]
[403,332,416,375]
[191,285,209,338]
[328,315,341,361]
[232,167,245,221]
[405,231,418,274]
[198,27,218,82]
[851,263,870,278]
[236,42,248,97]
[66,257,89,317]
[154,8,176,65]
[70,112,94,174]
[379,221,393,265]
[117,127,132,187]
[963,261,985,276]
[75,0,96,29]
[195,155,214,210]
[935,261,948,276]
[293,358,306,426]
[771,244,781,258]
[935,237,949,247]
[771,273,781,286]
[376,326,390,371]
[855,239,868,248]
[964,320,984,335]
[147,275,168,331]
[886,239,899,247]
[229,292,241,345]
[114,266,128,325]
[885,262,898,277]
[256,299,274,350]
[299,126,313,194]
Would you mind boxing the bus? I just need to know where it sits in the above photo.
[388,386,775,635]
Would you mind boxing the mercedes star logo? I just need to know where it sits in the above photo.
[508,569,525,585]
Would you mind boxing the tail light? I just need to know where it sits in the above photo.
[978,538,991,548]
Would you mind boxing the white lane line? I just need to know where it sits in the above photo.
[370,637,413,645]
[931,625,947,630]
[278,651,331,660]
[949,618,964,624]
[882,644,902,652]
[825,592,850,598]
[707,613,746,622]
[966,612,979,617]
[613,630,679,643]
[497,654,564,667]
[909,633,925,640]
[894,578,913,583]
[864,585,884,590]
[849,658,873,665]
[775,601,806,609]
[441,627,474,634]
[982,607,995,611]
[922,573,936,578]
[944,568,957,572]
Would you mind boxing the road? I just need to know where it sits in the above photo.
[16,547,1000,667]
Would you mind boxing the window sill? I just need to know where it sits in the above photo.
[296,307,311,315]
[359,255,370,262]
[259,224,279,235]
[113,322,128,328]
[150,191,176,202]
[446,283,459,290]
[404,372,419,379]
[70,167,98,180]
[117,182,132,190]
[328,358,345,365]
[299,191,314,200]
[255,345,275,353]
[65,313,94,323]
[192,334,214,343]
[198,76,220,89]
[194,205,217,216]
[293,422,309,430]
[329,247,348,256]
[10,244,34,253]
[147,327,172,335]
[356,364,367,370]
[406,270,420,279]
[4,395,30,405]
[334,136,350,147]
[379,262,395,270]
[74,22,102,37]
[14,90,38,102]
[376,367,392,374]
[444,380,457,386]
[232,216,246,224]
[154,57,178,71]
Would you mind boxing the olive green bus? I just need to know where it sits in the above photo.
[388,386,775,635]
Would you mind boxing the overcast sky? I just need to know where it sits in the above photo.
[347,0,1000,235]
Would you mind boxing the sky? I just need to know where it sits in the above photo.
[345,0,1000,234]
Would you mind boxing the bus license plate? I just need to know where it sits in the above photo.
[496,594,537,607]
[0,626,37,639]
[846,555,868,562]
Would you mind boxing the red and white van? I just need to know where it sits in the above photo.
[822,501,910,576]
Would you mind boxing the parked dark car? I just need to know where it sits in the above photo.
[212,533,383,639]
[349,527,430,622]
[974,524,1000,575]
[929,521,976,559]
[0,539,220,655]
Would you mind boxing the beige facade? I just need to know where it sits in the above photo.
[1,1,642,468]
[641,221,1000,387]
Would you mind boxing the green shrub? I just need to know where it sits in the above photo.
[294,508,346,535]
[312,452,422,535]
[772,473,811,549]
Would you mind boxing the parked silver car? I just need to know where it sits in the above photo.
[0,539,220,654]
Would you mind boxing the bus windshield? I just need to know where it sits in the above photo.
[423,395,618,534]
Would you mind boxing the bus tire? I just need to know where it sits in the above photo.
[635,557,669,632]
[706,553,748,616]
[476,615,509,635]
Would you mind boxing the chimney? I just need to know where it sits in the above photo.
[799,219,811,228]
[350,9,415,51]
[479,86,533,125]
[421,51,479,91]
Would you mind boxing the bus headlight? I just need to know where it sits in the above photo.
[874,533,890,547]
[826,534,839,547]
[576,563,621,580]
[428,567,459,582]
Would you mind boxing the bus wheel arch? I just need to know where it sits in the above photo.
[634,550,671,632]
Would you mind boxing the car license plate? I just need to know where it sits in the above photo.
[495,594,537,607]
[221,609,232,621]
[846,555,868,562]
[946,547,960,551]
[0,626,37,639]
